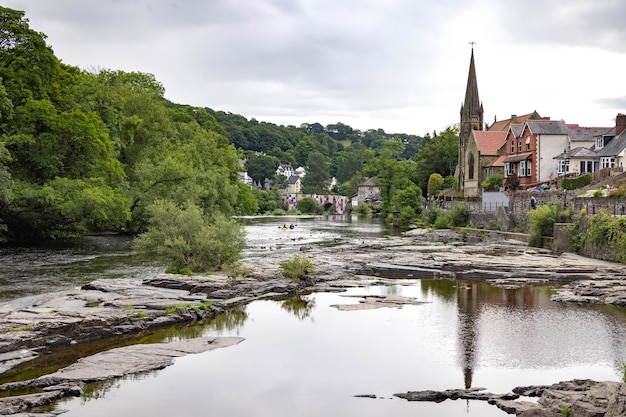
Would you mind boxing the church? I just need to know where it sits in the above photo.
[457,47,543,197]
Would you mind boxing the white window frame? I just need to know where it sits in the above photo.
[525,136,531,151]
[601,157,615,169]
[557,160,569,174]
[596,137,604,150]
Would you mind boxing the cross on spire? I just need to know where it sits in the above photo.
[469,41,476,50]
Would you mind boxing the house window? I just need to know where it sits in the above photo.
[557,160,569,174]
[510,140,514,153]
[518,141,522,153]
[519,160,531,177]
[580,160,594,174]
[525,136,531,151]
[504,162,515,176]
[601,157,615,169]
[596,137,604,150]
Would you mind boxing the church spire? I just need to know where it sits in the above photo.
[463,46,482,123]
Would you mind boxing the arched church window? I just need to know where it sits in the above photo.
[468,153,475,180]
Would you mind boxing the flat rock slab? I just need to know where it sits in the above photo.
[330,294,427,311]
[34,336,244,386]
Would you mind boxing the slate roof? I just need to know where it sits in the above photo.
[553,146,597,159]
[597,130,626,157]
[288,175,300,184]
[526,120,569,135]
[473,130,506,155]
[508,124,524,138]
[567,124,612,143]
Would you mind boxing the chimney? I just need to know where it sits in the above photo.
[617,113,626,136]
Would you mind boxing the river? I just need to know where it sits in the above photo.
[2,216,626,416]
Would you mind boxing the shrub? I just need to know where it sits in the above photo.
[481,174,504,191]
[449,202,469,227]
[297,197,319,214]
[593,189,604,197]
[396,206,417,228]
[434,213,451,229]
[272,208,287,216]
[527,203,572,247]
[355,203,372,217]
[280,255,316,282]
[424,204,439,225]
[133,200,246,273]
[562,173,591,190]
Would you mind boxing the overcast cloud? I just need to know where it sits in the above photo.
[4,0,625,135]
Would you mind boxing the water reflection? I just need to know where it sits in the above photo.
[280,295,316,321]
[204,306,249,335]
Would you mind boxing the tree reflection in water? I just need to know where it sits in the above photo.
[280,295,316,321]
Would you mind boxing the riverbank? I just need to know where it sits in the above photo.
[1,228,626,415]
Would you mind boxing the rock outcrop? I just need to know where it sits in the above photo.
[392,379,626,416]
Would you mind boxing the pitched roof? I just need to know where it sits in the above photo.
[597,130,626,157]
[554,146,597,159]
[489,111,543,132]
[360,176,378,187]
[504,152,532,163]
[566,124,612,143]
[526,120,569,135]
[487,154,507,167]
[473,130,506,155]
[288,175,300,184]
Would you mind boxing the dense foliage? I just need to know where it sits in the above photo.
[0,6,463,260]
[569,211,626,263]
[0,7,243,251]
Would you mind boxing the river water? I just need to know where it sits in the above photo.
[2,216,626,416]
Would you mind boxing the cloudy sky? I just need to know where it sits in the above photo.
[5,0,626,135]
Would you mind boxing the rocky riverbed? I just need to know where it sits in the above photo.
[1,228,626,415]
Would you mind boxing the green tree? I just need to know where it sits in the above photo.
[245,154,279,185]
[133,200,246,273]
[0,7,60,107]
[297,197,318,214]
[234,182,259,215]
[302,151,330,194]
[414,126,458,191]
[428,173,443,197]
[253,188,285,213]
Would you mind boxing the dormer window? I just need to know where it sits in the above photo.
[518,140,522,153]
[595,136,604,149]
[525,136,531,151]
[510,140,514,153]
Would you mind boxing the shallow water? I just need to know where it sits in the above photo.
[55,281,626,417]
[3,216,626,416]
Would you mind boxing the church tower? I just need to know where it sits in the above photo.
[458,46,484,193]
